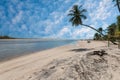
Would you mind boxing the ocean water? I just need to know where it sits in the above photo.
[0,39,76,62]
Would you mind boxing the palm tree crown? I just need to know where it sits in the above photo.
[98,27,103,34]
[68,5,87,26]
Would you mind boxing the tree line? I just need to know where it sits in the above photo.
[67,0,120,48]
[93,15,120,42]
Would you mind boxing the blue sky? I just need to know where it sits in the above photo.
[0,0,119,39]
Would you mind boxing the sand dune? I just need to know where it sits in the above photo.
[0,41,120,80]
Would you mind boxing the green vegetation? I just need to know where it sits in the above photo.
[68,5,117,45]
[93,28,105,40]
[93,16,120,40]
[0,36,15,39]
[117,16,120,31]
[93,33,102,40]
[68,2,120,48]
[93,15,120,48]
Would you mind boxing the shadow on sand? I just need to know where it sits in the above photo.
[70,48,93,52]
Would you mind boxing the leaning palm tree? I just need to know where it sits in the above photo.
[68,5,117,45]
[68,5,104,36]
[113,0,120,13]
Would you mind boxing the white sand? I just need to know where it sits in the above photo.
[0,41,120,80]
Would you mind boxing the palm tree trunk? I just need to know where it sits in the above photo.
[116,0,120,13]
[81,24,105,36]
[108,34,110,47]
[81,24,117,45]
[118,40,120,49]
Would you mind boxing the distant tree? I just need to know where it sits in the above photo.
[112,16,120,39]
[107,23,117,44]
[98,27,103,34]
[108,23,117,36]
[0,35,14,39]
[68,5,104,36]
[94,33,101,40]
[116,16,120,48]
[93,27,104,40]
[117,15,120,31]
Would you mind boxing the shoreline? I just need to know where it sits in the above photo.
[0,40,76,63]
[0,41,79,64]
[0,44,68,63]
[0,41,75,63]
[0,41,114,80]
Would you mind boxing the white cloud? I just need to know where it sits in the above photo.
[101,22,109,29]
[65,0,71,3]
[89,0,113,21]
[84,0,97,10]
[58,27,71,37]
[74,28,90,35]
[9,5,15,14]
[12,11,23,24]
[50,11,64,25]
[85,32,94,39]
[2,0,119,39]
[21,24,27,30]
[72,27,92,38]
[44,20,54,34]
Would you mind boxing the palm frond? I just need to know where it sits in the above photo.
[69,17,75,22]
[69,9,74,12]
[113,0,115,2]
[79,5,82,9]
[80,15,87,19]
[114,3,117,6]
[68,4,87,26]
[68,13,74,16]
[80,9,87,13]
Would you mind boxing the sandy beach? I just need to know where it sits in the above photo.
[0,41,120,80]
